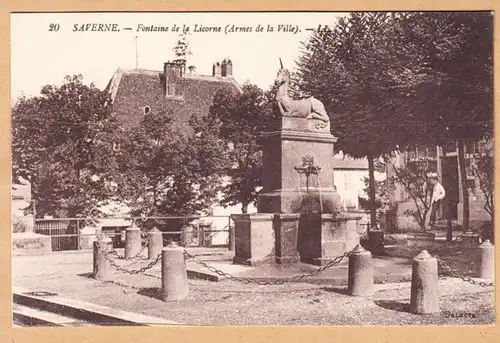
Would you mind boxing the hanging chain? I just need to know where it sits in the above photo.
[97,227,368,287]
[100,279,143,292]
[110,233,150,260]
[181,227,368,285]
[104,250,162,275]
[436,256,494,287]
[182,249,349,285]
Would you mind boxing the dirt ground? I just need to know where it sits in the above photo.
[12,242,495,326]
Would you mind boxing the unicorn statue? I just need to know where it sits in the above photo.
[274,58,330,123]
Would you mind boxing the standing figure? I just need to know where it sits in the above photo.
[429,175,446,229]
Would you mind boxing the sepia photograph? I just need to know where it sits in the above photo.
[9,11,494,328]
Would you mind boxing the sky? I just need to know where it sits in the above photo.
[11,12,347,101]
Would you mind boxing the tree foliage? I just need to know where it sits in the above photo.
[113,108,227,220]
[386,158,434,231]
[173,31,195,72]
[293,12,493,228]
[11,75,120,218]
[207,83,278,213]
[473,138,494,219]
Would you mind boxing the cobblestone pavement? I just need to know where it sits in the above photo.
[12,250,494,326]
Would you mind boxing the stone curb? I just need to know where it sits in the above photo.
[185,267,412,285]
[13,286,183,326]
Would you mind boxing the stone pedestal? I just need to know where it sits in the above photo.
[231,116,362,267]
[274,213,301,264]
[258,117,339,214]
[258,188,342,215]
[231,213,275,266]
[299,213,362,266]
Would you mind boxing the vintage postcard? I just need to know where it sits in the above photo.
[6,8,496,337]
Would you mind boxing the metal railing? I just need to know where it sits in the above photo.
[34,215,234,252]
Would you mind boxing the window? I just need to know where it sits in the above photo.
[442,141,457,154]
[406,145,437,162]
[465,158,475,179]
[426,145,437,158]
[464,140,482,157]
[344,173,351,191]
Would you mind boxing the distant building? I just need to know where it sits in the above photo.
[387,141,491,230]
[96,58,244,244]
[11,178,33,232]
[332,154,386,211]
[105,58,242,131]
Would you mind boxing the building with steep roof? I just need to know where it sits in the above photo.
[90,58,244,246]
[105,58,242,131]
[386,141,492,231]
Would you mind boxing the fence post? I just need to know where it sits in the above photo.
[148,227,163,260]
[347,244,374,296]
[93,235,113,281]
[161,242,188,301]
[77,219,81,251]
[199,224,205,248]
[410,250,439,314]
[125,224,141,258]
[478,240,494,280]
[228,216,235,251]
[368,227,384,256]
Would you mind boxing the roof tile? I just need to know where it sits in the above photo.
[108,68,241,130]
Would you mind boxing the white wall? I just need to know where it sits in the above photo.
[11,179,33,232]
[333,169,386,210]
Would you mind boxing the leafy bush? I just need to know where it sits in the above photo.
[12,215,28,233]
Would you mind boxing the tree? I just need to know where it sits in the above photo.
[293,12,493,231]
[113,107,227,228]
[11,75,120,218]
[473,137,494,220]
[388,12,493,232]
[385,158,434,231]
[293,13,416,227]
[173,31,195,71]
[207,83,278,213]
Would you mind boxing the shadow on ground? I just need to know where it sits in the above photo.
[374,299,411,313]
[321,286,348,295]
[77,272,93,278]
[138,287,162,301]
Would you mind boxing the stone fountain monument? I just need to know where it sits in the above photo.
[232,59,362,266]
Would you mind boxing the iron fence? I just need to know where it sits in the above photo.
[34,215,234,252]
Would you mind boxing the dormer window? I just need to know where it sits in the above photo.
[143,106,151,114]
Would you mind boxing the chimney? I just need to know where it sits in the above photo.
[212,62,222,77]
[164,60,184,97]
[221,58,233,77]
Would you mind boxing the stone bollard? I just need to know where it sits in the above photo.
[368,228,384,256]
[478,240,494,280]
[148,227,163,260]
[161,242,189,301]
[125,225,142,258]
[410,250,439,314]
[347,245,374,296]
[93,235,113,281]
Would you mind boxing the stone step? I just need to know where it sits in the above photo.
[13,303,92,327]
[13,286,182,327]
